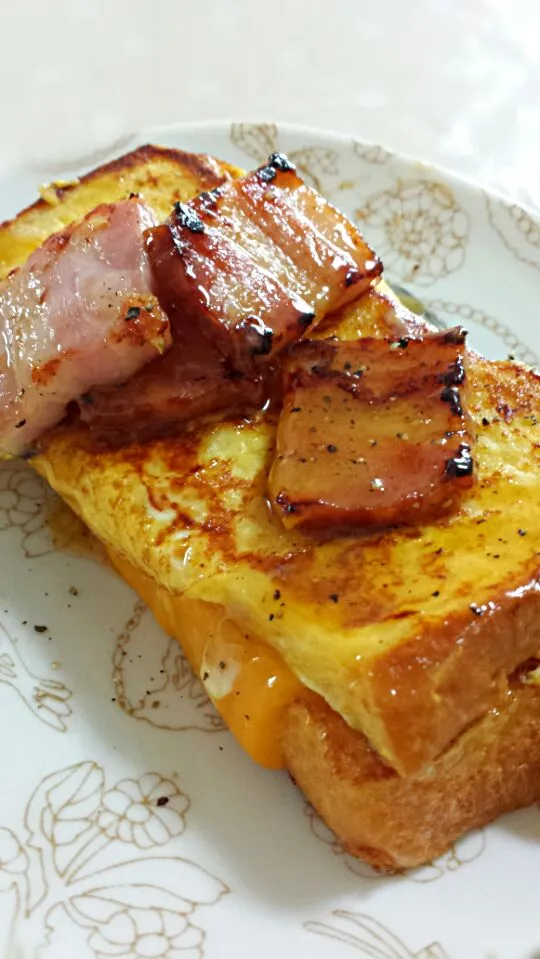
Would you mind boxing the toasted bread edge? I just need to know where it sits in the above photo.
[0,144,239,233]
[283,681,540,868]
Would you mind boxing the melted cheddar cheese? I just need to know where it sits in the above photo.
[108,549,307,768]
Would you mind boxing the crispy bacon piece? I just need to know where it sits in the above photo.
[83,154,381,444]
[0,198,170,456]
[148,153,381,366]
[268,328,475,530]
[147,221,314,364]
[231,154,381,313]
[78,323,267,444]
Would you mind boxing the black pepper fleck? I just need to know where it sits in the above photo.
[251,327,273,356]
[440,357,466,387]
[156,796,169,807]
[440,385,463,417]
[174,202,205,233]
[259,165,277,183]
[34,625,48,633]
[445,444,473,478]
[125,306,141,321]
[299,310,315,328]
[199,189,219,208]
[276,494,296,514]
[442,327,468,345]
[329,593,339,603]
[327,444,338,453]
[267,152,295,172]
[273,589,281,601]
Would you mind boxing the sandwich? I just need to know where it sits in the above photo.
[1,144,539,870]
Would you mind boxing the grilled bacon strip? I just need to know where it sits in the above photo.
[78,321,267,444]
[0,198,170,456]
[268,328,475,530]
[81,153,382,443]
[148,153,381,367]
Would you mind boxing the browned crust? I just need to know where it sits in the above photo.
[350,359,540,773]
[365,575,540,774]
[0,144,239,233]
[283,683,540,869]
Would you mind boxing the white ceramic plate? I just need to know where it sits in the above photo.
[0,122,539,959]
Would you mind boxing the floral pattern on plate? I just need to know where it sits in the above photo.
[355,179,470,285]
[230,121,341,191]
[112,601,226,733]
[0,762,227,958]
[486,194,540,271]
[0,460,102,560]
[305,911,448,958]
[0,620,73,732]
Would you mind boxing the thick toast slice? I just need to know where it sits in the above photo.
[0,144,239,279]
[34,356,540,780]
[1,146,538,780]
[284,667,540,868]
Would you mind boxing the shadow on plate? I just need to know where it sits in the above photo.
[498,805,540,845]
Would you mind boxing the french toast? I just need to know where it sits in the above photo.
[0,144,239,280]
[1,145,539,867]
[32,352,540,777]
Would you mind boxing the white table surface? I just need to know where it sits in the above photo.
[0,0,539,212]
